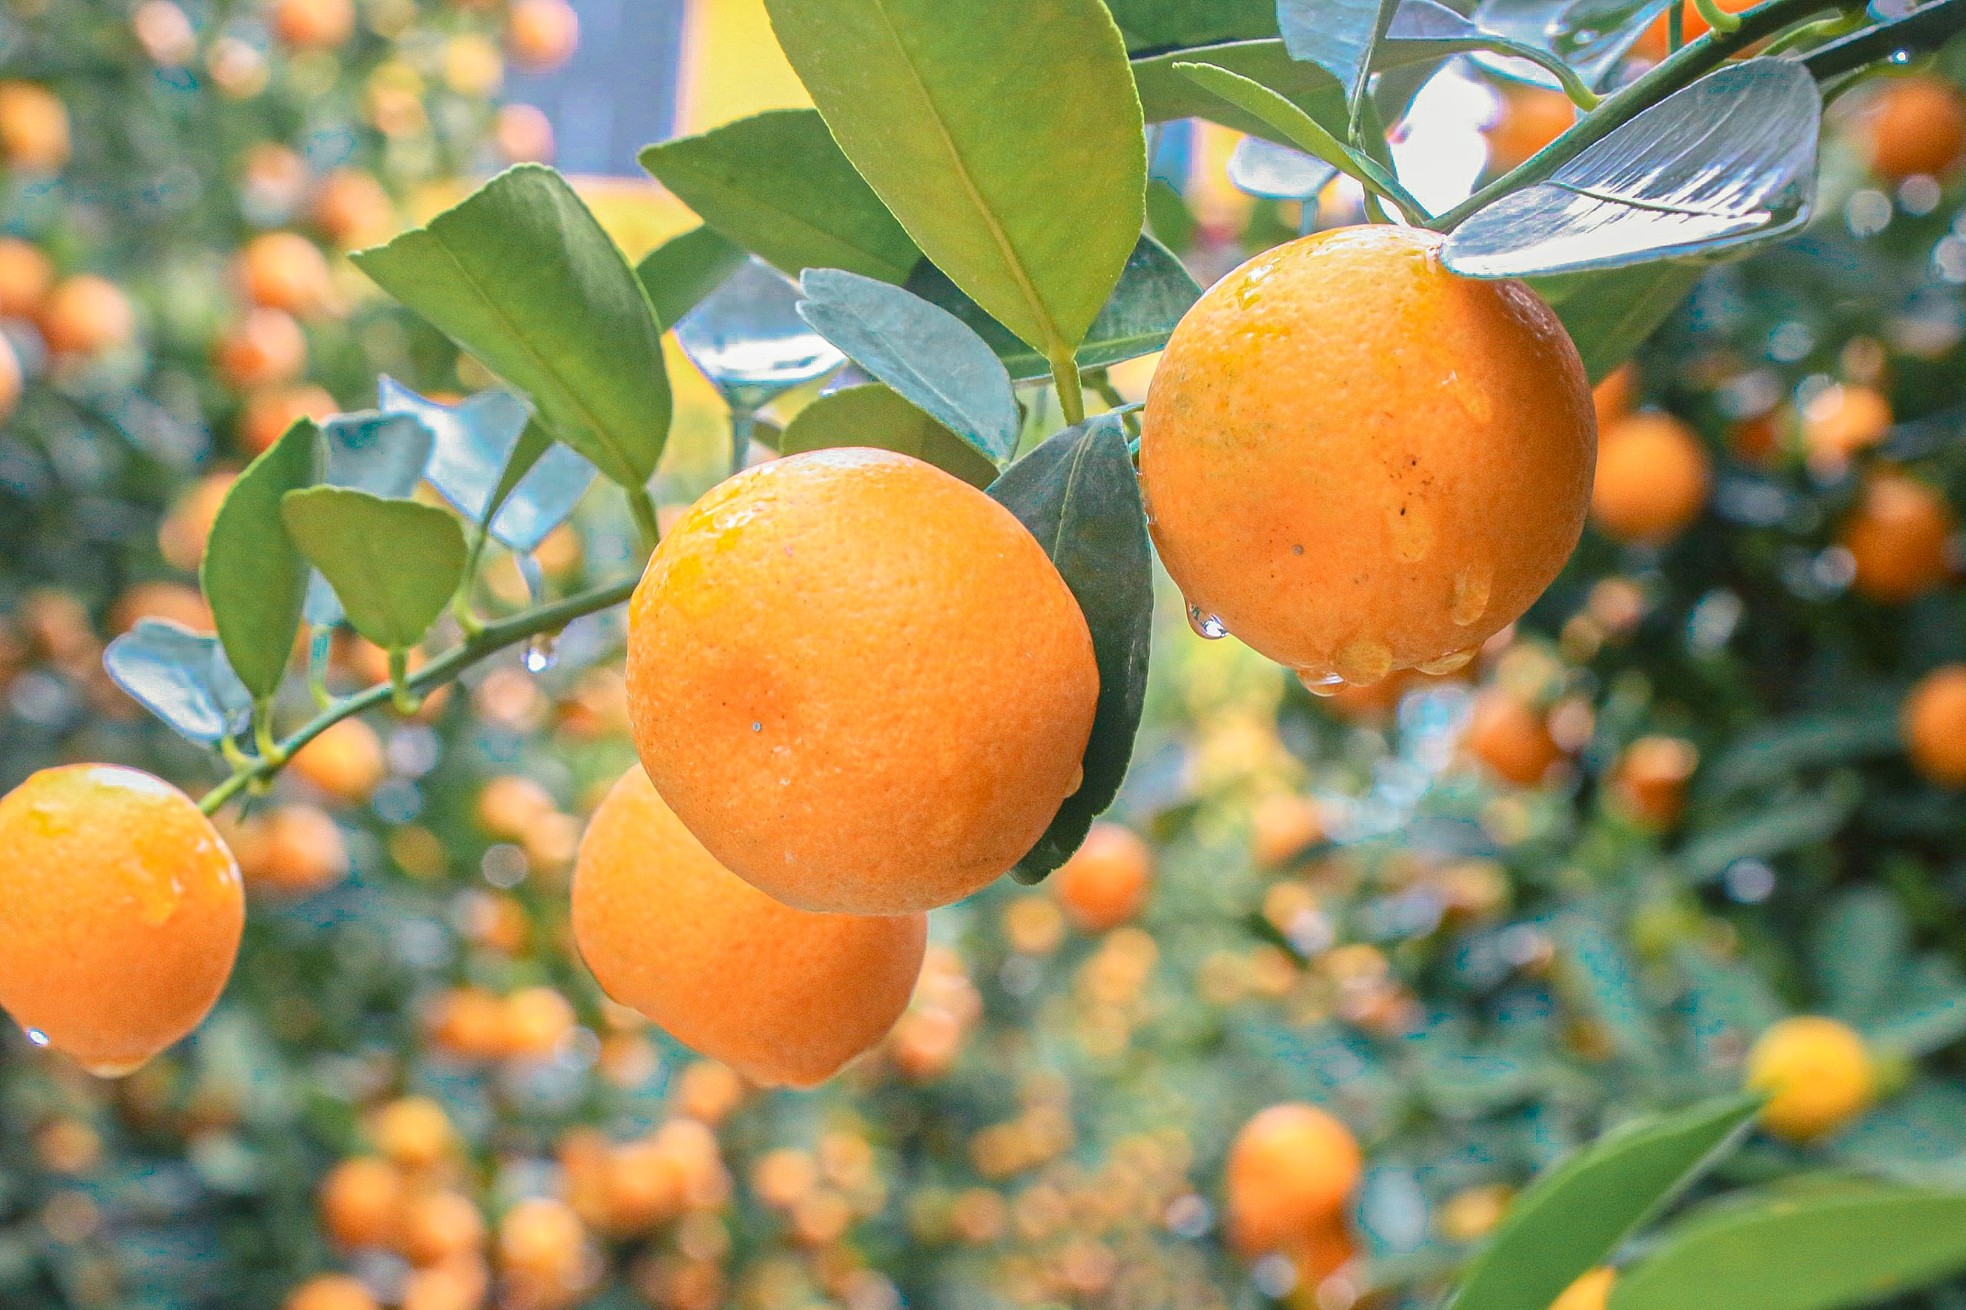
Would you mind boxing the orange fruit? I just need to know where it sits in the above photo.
[476,774,557,840]
[1251,793,1325,869]
[626,448,1098,915]
[1636,0,1755,60]
[1840,470,1956,603]
[0,82,71,172]
[269,0,356,50]
[111,580,212,634]
[1610,735,1699,827]
[320,1156,405,1248]
[497,1197,586,1292]
[399,1190,486,1266]
[1861,74,1966,181]
[239,383,337,455]
[500,987,575,1060]
[572,767,927,1088]
[1053,822,1153,932]
[1485,85,1576,170]
[215,307,308,389]
[0,331,19,423]
[400,1256,489,1310]
[291,717,388,803]
[313,168,395,248]
[1802,383,1892,472]
[426,987,508,1061]
[0,765,243,1076]
[235,803,350,897]
[1592,364,1636,431]
[285,1274,380,1310]
[1141,226,1594,690]
[505,0,580,72]
[159,470,238,571]
[1745,1015,1876,1141]
[1465,689,1564,787]
[1591,412,1710,545]
[239,231,334,317]
[1225,1103,1362,1257]
[133,2,199,65]
[0,236,55,318]
[40,275,136,357]
[494,103,555,165]
[371,1096,454,1170]
[1903,665,1966,788]
[1551,1268,1616,1310]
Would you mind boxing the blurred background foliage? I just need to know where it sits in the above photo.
[1,2,1966,1309]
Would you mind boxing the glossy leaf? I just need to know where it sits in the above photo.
[636,224,748,329]
[797,268,1019,463]
[779,383,1000,487]
[303,411,437,626]
[764,0,1147,357]
[352,165,671,488]
[1472,0,1671,93]
[639,110,921,284]
[1133,39,1347,143]
[280,488,467,652]
[379,376,595,553]
[1444,1095,1763,1310]
[676,258,846,409]
[201,419,322,699]
[1104,0,1276,51]
[1444,61,1822,278]
[988,414,1153,882]
[102,620,254,746]
[906,234,1202,381]
[1228,136,1339,200]
[1277,0,1398,124]
[1530,260,1706,384]
[1610,1188,1966,1310]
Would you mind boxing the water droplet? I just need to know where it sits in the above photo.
[1450,567,1493,627]
[1296,668,1344,697]
[1186,605,1228,640]
[522,632,560,674]
[23,1027,49,1048]
[79,1056,146,1079]
[1067,763,1085,796]
[1334,639,1393,687]
[1417,646,1478,676]
[1388,503,1434,563]
[751,722,763,733]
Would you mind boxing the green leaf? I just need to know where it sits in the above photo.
[1133,39,1346,143]
[1145,179,1198,249]
[201,419,323,699]
[279,488,468,652]
[906,233,1203,381]
[1816,889,1910,1027]
[640,110,920,285]
[1697,705,1903,800]
[1105,0,1277,51]
[1277,0,1399,128]
[779,383,999,488]
[636,225,748,329]
[764,0,1146,359]
[1610,1188,1966,1310]
[1558,915,1664,1067]
[1445,1095,1763,1310]
[352,165,671,489]
[1530,262,1705,385]
[987,414,1153,881]
[1677,774,1863,883]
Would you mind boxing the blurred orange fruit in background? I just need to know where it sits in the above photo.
[1226,1103,1362,1257]
[1903,664,1966,787]
[1591,413,1710,545]
[1054,822,1154,932]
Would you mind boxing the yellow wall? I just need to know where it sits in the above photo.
[676,0,811,133]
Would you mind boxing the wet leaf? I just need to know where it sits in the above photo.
[201,418,322,699]
[676,258,845,408]
[303,412,437,626]
[1444,60,1822,278]
[1530,260,1707,384]
[779,383,1000,487]
[1134,39,1347,143]
[353,165,671,488]
[102,620,254,746]
[1105,0,1276,51]
[1228,136,1339,200]
[988,414,1153,882]
[906,233,1202,380]
[636,224,748,329]
[797,268,1019,463]
[281,488,467,652]
[639,110,921,283]
[1472,0,1671,93]
[765,0,1146,357]
[1277,0,1400,125]
[1444,1095,1763,1310]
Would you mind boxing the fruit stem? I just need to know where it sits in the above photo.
[1669,2,1686,52]
[1430,0,1851,233]
[197,574,641,816]
[1693,0,1744,34]
[1050,350,1088,428]
[388,648,422,716]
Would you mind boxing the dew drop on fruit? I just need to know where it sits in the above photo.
[1186,604,1228,640]
[79,1056,146,1079]
[23,1027,49,1048]
[1335,640,1393,688]
[1451,567,1493,628]
[1067,763,1085,796]
[522,633,559,674]
[1417,646,1478,676]
[1296,669,1344,697]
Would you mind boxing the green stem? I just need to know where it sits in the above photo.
[1050,350,1087,428]
[729,407,759,480]
[1669,1,1686,51]
[626,486,662,557]
[1431,0,1848,232]
[1693,0,1744,33]
[198,575,641,816]
[387,648,421,716]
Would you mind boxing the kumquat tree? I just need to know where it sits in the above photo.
[5,0,1966,1307]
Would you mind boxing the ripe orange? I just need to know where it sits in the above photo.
[239,231,335,318]
[239,383,337,455]
[0,82,71,172]
[1591,413,1710,545]
[313,169,395,248]
[159,470,238,571]
[39,275,136,357]
[1802,383,1892,471]
[215,307,308,389]
[320,1156,405,1248]
[1861,74,1966,181]
[1485,85,1576,171]
[233,803,350,897]
[0,765,243,1076]
[399,1190,487,1266]
[1610,735,1699,827]
[291,717,388,804]
[494,103,556,165]
[1551,1267,1616,1310]
[285,1274,380,1310]
[371,1096,454,1170]
[1636,0,1754,60]
[1903,665,1966,788]
[573,767,927,1087]
[505,0,580,72]
[1464,689,1564,787]
[0,332,19,423]
[1840,470,1956,603]
[1141,226,1594,690]
[1225,1103,1363,1256]
[626,449,1098,915]
[1592,364,1636,431]
[426,987,508,1061]
[500,987,575,1061]
[496,1197,586,1297]
[269,0,357,50]
[1251,793,1325,869]
[0,236,54,318]
[1745,1015,1876,1141]
[1054,822,1153,932]
[400,1256,489,1310]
